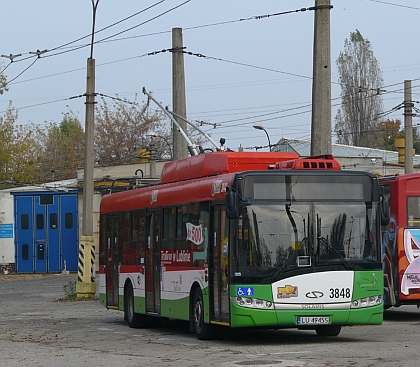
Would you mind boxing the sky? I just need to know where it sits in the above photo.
[1,0,420,152]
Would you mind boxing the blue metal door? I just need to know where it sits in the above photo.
[14,191,78,273]
[47,195,60,272]
[34,196,47,273]
[60,194,78,271]
[15,196,34,273]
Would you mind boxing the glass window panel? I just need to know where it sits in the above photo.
[50,213,57,229]
[22,244,29,260]
[65,213,73,229]
[21,214,29,230]
[407,196,420,227]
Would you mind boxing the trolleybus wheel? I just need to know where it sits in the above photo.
[193,287,214,340]
[315,325,341,336]
[125,283,146,328]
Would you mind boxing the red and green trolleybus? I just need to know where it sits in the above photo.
[99,151,386,339]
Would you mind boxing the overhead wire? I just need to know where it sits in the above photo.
[2,2,419,142]
[2,0,190,82]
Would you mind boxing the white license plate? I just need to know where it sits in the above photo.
[298,316,330,325]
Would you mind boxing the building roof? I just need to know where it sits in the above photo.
[0,179,78,194]
[274,138,420,167]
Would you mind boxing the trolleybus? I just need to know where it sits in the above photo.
[380,173,420,308]
[99,151,386,339]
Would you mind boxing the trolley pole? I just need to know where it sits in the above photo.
[77,0,99,299]
[404,80,414,174]
[172,28,188,160]
[310,0,333,156]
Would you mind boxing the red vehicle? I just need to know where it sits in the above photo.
[379,173,420,308]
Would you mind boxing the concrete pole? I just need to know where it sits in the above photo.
[172,28,188,160]
[404,80,414,174]
[82,59,95,238]
[76,57,96,298]
[310,0,332,156]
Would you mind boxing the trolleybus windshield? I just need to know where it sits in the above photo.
[232,174,380,284]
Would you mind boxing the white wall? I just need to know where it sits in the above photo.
[0,191,16,266]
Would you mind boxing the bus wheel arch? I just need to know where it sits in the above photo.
[124,280,146,328]
[190,284,214,340]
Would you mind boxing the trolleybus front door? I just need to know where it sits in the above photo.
[106,215,119,307]
[146,211,161,314]
[211,206,230,323]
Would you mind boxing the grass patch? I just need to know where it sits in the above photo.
[57,280,97,302]
[62,281,77,300]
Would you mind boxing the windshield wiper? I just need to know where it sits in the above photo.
[260,251,298,284]
[317,236,354,270]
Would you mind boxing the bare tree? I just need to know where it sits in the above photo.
[334,30,384,148]
[94,96,170,166]
[94,96,206,166]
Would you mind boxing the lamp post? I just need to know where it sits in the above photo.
[253,123,271,151]
[147,132,173,161]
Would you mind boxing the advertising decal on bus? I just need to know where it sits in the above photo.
[401,229,420,295]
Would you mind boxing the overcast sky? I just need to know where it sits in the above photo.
[1,0,419,152]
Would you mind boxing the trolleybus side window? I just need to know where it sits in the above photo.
[99,214,106,266]
[124,210,146,265]
[163,207,176,251]
[188,202,210,266]
[119,212,129,265]
[407,196,420,227]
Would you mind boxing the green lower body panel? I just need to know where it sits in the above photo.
[346,304,383,325]
[161,296,190,320]
[230,303,383,328]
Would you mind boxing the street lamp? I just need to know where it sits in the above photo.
[146,132,173,161]
[253,123,271,151]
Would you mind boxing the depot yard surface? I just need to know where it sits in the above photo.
[1,273,419,367]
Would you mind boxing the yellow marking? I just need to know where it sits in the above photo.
[211,321,229,326]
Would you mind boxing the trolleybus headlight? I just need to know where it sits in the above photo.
[232,297,274,310]
[237,297,245,306]
[255,299,264,307]
[351,295,382,309]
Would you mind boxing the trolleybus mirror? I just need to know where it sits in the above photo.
[226,187,239,219]
[380,195,390,226]
[226,187,252,219]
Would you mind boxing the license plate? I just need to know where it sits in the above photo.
[298,316,330,325]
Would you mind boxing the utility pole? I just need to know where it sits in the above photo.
[172,28,188,160]
[310,0,333,156]
[404,80,414,174]
[76,0,98,299]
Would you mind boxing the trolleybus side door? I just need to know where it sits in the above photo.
[210,205,230,323]
[146,210,161,314]
[106,215,119,307]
